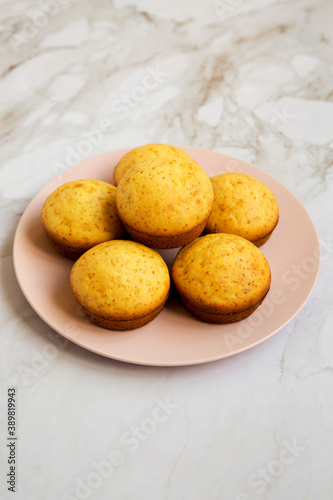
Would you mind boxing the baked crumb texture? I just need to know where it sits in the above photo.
[204,172,279,247]
[113,143,196,186]
[70,240,171,331]
[116,145,214,249]
[172,233,271,324]
[41,179,125,259]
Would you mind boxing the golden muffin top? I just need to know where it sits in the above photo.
[116,156,214,236]
[205,172,279,242]
[42,179,124,249]
[172,233,271,314]
[70,240,170,320]
[113,143,195,186]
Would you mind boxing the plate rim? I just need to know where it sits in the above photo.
[13,146,321,366]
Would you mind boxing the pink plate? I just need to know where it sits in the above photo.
[13,147,320,366]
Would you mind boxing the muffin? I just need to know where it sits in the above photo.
[116,154,214,249]
[172,233,271,324]
[41,179,125,260]
[113,143,195,186]
[70,240,170,331]
[204,172,279,246]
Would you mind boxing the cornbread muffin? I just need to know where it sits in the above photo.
[116,156,214,249]
[172,233,271,324]
[70,240,170,330]
[42,179,125,260]
[204,172,279,246]
[113,143,195,186]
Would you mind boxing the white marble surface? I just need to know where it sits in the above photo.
[1,0,333,499]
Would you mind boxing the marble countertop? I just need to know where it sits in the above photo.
[1,0,332,499]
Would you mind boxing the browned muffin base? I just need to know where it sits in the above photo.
[178,290,270,324]
[252,231,273,247]
[203,218,279,247]
[252,217,279,247]
[46,232,131,260]
[122,221,206,249]
[46,236,88,260]
[80,299,168,331]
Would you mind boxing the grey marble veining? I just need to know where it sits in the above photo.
[1,1,333,499]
